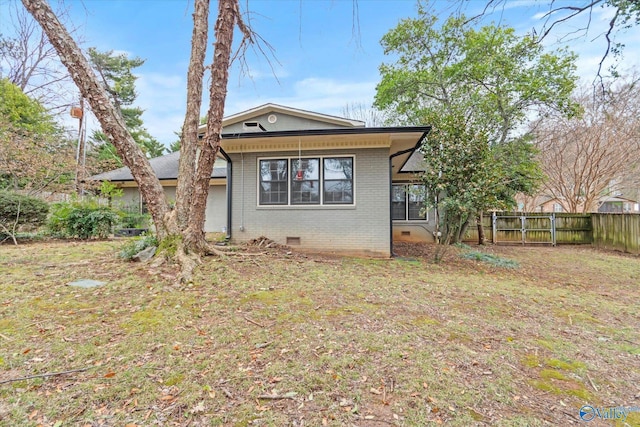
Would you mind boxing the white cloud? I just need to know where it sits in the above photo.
[226,77,378,118]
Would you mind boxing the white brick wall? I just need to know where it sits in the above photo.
[229,148,391,257]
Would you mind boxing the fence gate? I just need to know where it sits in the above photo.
[492,213,556,246]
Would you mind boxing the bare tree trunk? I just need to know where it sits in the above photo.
[477,211,485,245]
[24,0,252,282]
[174,0,209,234]
[185,0,247,253]
[21,0,171,238]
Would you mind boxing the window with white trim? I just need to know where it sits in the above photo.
[291,158,320,204]
[259,159,288,205]
[258,156,354,206]
[392,184,427,220]
[323,157,353,204]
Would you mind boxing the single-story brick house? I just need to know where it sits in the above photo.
[91,104,435,256]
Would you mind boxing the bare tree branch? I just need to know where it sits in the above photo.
[532,78,640,212]
[1,0,82,111]
[460,0,637,85]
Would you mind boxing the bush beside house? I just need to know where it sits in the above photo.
[47,199,120,239]
[0,191,49,243]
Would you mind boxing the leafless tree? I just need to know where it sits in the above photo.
[341,102,389,127]
[21,0,253,282]
[0,0,81,113]
[466,0,639,83]
[532,77,640,212]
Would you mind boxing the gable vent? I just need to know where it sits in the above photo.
[243,121,266,132]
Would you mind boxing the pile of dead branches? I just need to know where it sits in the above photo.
[246,236,283,249]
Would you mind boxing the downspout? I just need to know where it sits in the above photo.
[388,155,395,256]
[219,148,232,241]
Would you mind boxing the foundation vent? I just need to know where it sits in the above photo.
[286,236,301,245]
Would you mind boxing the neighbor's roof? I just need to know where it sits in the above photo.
[599,195,639,203]
[90,151,227,182]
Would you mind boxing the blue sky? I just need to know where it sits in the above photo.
[11,0,640,146]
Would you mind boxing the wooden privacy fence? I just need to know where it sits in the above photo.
[464,212,592,245]
[463,212,639,255]
[592,213,640,255]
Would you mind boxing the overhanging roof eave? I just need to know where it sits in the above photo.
[220,126,431,140]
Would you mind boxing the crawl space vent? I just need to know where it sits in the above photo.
[286,237,301,245]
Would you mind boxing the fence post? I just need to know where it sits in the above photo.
[492,212,497,244]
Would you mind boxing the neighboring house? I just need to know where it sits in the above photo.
[515,193,640,213]
[598,195,640,213]
[90,151,228,232]
[91,104,433,256]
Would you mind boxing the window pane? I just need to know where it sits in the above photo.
[324,180,353,203]
[408,184,426,220]
[260,159,288,204]
[323,158,353,204]
[392,185,407,220]
[291,158,320,204]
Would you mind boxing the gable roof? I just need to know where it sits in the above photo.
[599,195,639,204]
[220,103,366,129]
[90,151,227,182]
[89,104,429,183]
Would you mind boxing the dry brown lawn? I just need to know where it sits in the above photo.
[0,239,638,426]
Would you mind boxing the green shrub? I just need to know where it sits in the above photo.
[46,199,118,239]
[118,211,150,229]
[0,191,49,230]
[119,233,158,260]
[47,201,73,237]
[157,234,180,257]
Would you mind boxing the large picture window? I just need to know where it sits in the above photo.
[392,184,427,220]
[258,156,354,206]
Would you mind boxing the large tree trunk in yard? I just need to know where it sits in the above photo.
[23,0,251,282]
[174,0,209,234]
[21,0,171,238]
[184,0,240,253]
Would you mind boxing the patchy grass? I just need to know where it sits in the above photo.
[0,241,639,426]
[460,250,520,269]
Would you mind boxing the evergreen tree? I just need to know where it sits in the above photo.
[87,48,165,173]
